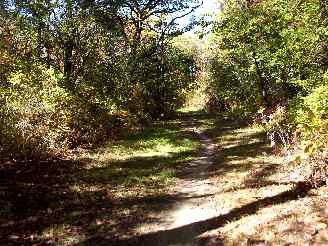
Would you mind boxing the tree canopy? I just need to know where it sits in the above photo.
[1,0,328,184]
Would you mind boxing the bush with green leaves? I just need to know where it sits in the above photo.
[0,62,123,160]
[0,64,69,159]
[288,85,328,135]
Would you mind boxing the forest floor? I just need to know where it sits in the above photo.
[1,111,328,245]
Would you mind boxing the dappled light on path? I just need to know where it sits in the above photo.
[79,112,290,245]
[136,120,218,234]
[106,113,327,246]
[2,112,328,245]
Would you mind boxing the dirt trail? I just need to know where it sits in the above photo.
[123,114,316,246]
[92,113,328,246]
[4,113,328,245]
[134,118,222,244]
[169,127,218,228]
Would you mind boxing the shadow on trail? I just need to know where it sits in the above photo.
[77,112,307,246]
[200,114,281,189]
[79,183,311,246]
[0,156,199,245]
[0,112,204,245]
[0,111,311,245]
[81,150,200,186]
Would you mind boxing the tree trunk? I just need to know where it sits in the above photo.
[63,0,74,91]
[252,50,269,106]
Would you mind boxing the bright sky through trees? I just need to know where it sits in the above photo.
[177,0,220,34]
[196,0,220,15]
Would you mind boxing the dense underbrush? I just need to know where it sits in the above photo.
[254,100,328,188]
[0,64,129,161]
[206,0,328,189]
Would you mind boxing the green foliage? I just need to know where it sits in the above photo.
[210,0,328,118]
[208,0,328,185]
[0,0,201,160]
[0,64,69,158]
[289,85,328,131]
[305,86,328,119]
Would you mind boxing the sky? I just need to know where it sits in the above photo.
[195,0,221,16]
[177,0,221,32]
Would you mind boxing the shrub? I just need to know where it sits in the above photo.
[0,64,70,159]
[289,85,328,135]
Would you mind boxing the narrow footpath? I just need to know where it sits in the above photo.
[135,120,219,240]
[85,112,328,246]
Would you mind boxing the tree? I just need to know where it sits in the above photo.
[210,0,327,115]
[0,0,201,159]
